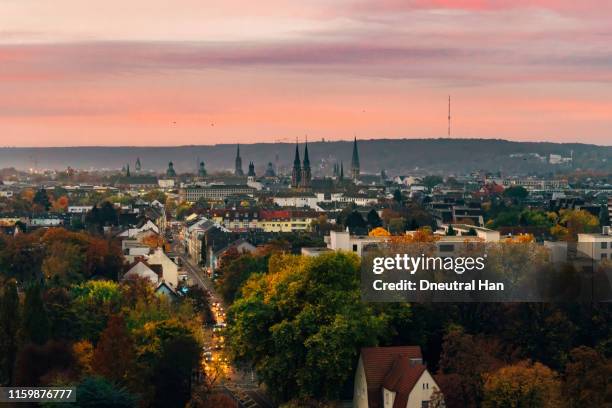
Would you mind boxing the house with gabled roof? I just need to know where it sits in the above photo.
[354,346,442,408]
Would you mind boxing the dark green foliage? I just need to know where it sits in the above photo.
[151,335,201,408]
[344,211,367,233]
[0,280,19,385]
[73,376,137,408]
[503,185,529,201]
[367,209,383,228]
[22,284,50,345]
[14,341,75,386]
[393,189,403,203]
[34,188,51,210]
[422,175,443,189]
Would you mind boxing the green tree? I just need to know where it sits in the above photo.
[227,252,386,402]
[393,189,403,203]
[367,209,383,229]
[422,175,443,190]
[344,211,367,233]
[387,217,406,235]
[503,186,529,202]
[216,253,268,303]
[34,188,51,211]
[151,335,201,408]
[70,376,137,408]
[22,284,50,345]
[0,280,19,385]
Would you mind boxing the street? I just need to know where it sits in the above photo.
[170,227,274,408]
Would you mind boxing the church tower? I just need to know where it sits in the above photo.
[198,161,207,177]
[291,142,301,188]
[166,161,177,178]
[300,140,311,188]
[350,136,360,181]
[234,144,244,176]
[247,161,256,178]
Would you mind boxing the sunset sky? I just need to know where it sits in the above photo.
[1,0,611,146]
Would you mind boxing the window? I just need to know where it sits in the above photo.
[439,244,454,252]
[352,244,358,252]
[601,242,608,249]
[421,402,429,408]
[602,253,608,260]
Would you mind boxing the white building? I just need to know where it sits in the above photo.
[68,206,93,214]
[578,227,612,261]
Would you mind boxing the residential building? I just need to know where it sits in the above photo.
[577,227,612,261]
[353,346,441,408]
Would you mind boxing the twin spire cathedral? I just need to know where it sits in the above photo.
[291,140,311,189]
[233,137,360,188]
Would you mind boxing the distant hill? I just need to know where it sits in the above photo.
[0,139,610,175]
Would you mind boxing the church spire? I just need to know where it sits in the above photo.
[351,136,360,181]
[234,144,244,176]
[300,137,311,188]
[291,140,301,188]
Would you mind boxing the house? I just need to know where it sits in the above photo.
[123,260,161,285]
[122,239,151,262]
[155,280,179,300]
[354,346,442,408]
[122,248,179,289]
[147,248,179,288]
[117,219,160,238]
[208,239,256,275]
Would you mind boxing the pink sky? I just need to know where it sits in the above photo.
[0,0,611,146]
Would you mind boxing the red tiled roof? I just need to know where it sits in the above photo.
[383,357,427,408]
[360,346,423,408]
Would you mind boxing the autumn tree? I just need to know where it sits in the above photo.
[14,341,75,386]
[51,195,69,213]
[216,252,268,303]
[482,361,563,408]
[91,315,136,384]
[227,252,386,402]
[73,340,94,376]
[551,209,599,241]
[564,346,611,407]
[368,227,390,237]
[42,241,85,284]
[437,326,503,407]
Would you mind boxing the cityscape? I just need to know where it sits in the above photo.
[0,137,610,407]
[1,0,612,407]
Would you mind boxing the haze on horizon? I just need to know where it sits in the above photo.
[1,0,611,147]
